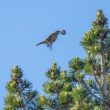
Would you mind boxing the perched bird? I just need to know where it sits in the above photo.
[36,30,66,48]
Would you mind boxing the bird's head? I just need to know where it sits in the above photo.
[59,29,66,35]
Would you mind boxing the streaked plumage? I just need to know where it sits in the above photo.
[36,30,66,47]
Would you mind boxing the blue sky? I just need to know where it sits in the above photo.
[0,0,110,109]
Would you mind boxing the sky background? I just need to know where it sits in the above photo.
[0,0,110,109]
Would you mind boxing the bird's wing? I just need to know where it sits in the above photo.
[46,32,57,42]
[36,31,58,47]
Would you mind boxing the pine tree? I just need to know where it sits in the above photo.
[4,9,110,110]
[36,63,74,110]
[36,63,101,110]
[69,9,110,109]
[4,65,38,110]
[69,57,104,110]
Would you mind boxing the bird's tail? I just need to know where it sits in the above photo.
[36,41,46,46]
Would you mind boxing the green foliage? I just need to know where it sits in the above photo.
[36,95,51,109]
[93,9,107,27]
[5,94,23,108]
[69,9,110,109]
[37,63,74,109]
[11,65,23,79]
[60,70,67,79]
[37,61,103,110]
[4,65,38,110]
[58,91,73,105]
[69,57,85,72]
[46,63,60,80]
[80,9,110,78]
[43,81,58,94]
[4,9,110,110]
[81,9,110,57]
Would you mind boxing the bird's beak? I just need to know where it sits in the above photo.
[61,30,66,35]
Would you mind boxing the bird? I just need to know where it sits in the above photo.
[36,29,66,48]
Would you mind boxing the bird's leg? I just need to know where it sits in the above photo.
[46,41,52,47]
[46,42,53,50]
[46,40,50,47]
[49,44,53,50]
